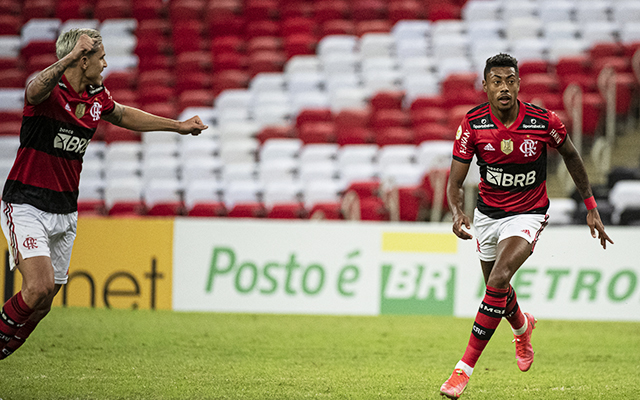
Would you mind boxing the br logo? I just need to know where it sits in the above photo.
[23,237,38,250]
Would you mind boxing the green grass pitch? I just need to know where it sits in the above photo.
[0,308,639,399]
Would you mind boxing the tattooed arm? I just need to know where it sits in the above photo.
[557,135,613,248]
[25,34,95,105]
[102,102,207,136]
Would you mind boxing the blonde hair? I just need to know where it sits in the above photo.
[55,28,102,60]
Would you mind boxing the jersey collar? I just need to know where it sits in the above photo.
[488,99,526,130]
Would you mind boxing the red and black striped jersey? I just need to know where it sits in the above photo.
[2,75,115,213]
[452,100,567,219]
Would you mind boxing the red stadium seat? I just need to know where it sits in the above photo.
[103,125,141,143]
[0,111,23,124]
[519,73,561,96]
[589,42,625,60]
[358,197,390,221]
[26,54,58,75]
[351,0,388,21]
[212,52,248,72]
[556,55,591,78]
[397,185,422,221]
[410,95,445,111]
[411,107,448,127]
[355,20,392,35]
[346,180,380,200]
[56,0,93,20]
[146,201,186,216]
[132,0,168,21]
[370,91,404,111]
[0,0,21,16]
[282,17,318,37]
[77,200,107,216]
[0,69,27,88]
[389,1,425,23]
[23,1,56,18]
[175,72,212,93]
[375,127,414,146]
[108,200,147,216]
[178,90,214,111]
[227,202,267,218]
[309,202,343,220]
[336,127,375,145]
[281,2,312,19]
[247,36,282,54]
[212,70,250,95]
[413,123,454,144]
[267,203,309,219]
[170,0,205,21]
[244,0,280,21]
[313,1,351,24]
[212,36,246,55]
[321,19,356,36]
[296,108,333,128]
[188,202,228,217]
[103,70,138,91]
[137,85,175,106]
[0,15,21,35]
[247,50,286,76]
[0,122,22,136]
[141,102,178,119]
[371,109,410,134]
[335,108,371,129]
[256,126,296,143]
[21,40,56,60]
[208,15,246,38]
[298,122,336,144]
[518,59,551,76]
[94,0,132,20]
[244,20,280,39]
[427,2,461,21]
[284,34,318,58]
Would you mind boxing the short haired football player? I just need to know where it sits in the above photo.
[439,53,613,398]
[0,29,208,359]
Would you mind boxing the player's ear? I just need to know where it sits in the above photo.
[482,80,488,93]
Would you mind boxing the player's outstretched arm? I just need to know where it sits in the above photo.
[557,135,613,249]
[26,34,96,105]
[101,102,208,136]
[447,159,473,240]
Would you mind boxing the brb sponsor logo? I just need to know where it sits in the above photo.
[485,166,536,188]
[205,247,362,297]
[380,263,455,315]
[54,127,90,154]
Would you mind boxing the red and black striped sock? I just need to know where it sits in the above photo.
[505,285,526,331]
[1,318,39,359]
[461,286,508,368]
[0,292,33,360]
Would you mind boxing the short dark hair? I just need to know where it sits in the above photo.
[484,53,519,80]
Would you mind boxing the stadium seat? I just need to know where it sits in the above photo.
[227,202,268,218]
[309,202,343,219]
[267,202,309,219]
[187,201,227,217]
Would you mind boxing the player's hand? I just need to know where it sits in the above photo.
[587,208,613,249]
[70,34,96,61]
[177,115,208,136]
[452,212,473,240]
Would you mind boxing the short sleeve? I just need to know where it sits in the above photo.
[547,110,567,149]
[452,118,475,163]
[101,86,116,115]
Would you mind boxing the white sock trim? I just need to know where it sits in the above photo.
[455,360,474,377]
[512,316,528,336]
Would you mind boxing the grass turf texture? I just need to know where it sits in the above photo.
[0,308,638,399]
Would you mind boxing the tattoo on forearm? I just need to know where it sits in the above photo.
[31,60,68,99]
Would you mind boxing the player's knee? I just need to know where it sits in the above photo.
[23,280,56,306]
[487,269,511,289]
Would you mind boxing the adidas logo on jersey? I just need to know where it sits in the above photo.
[484,143,495,151]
